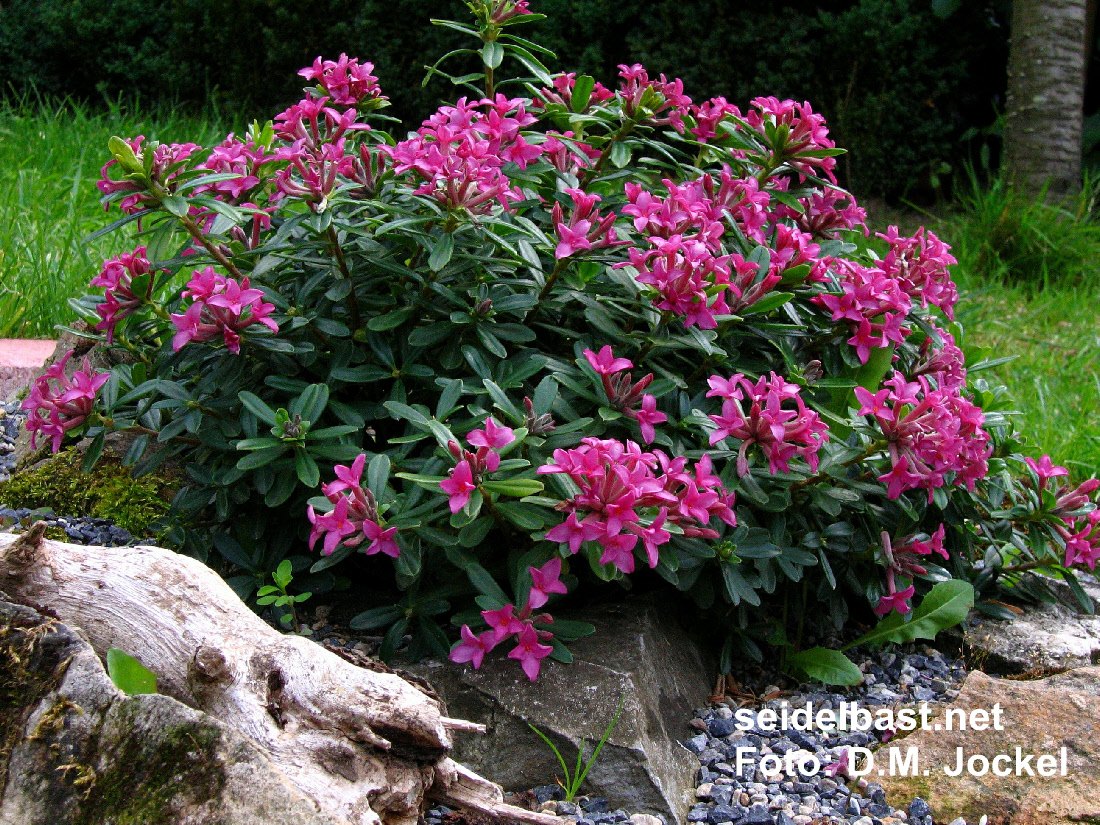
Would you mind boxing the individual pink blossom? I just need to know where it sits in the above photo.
[1025,455,1070,487]
[21,351,109,453]
[467,417,516,450]
[707,372,828,476]
[874,581,916,616]
[450,625,498,669]
[527,558,569,609]
[584,346,633,375]
[482,605,527,643]
[628,394,667,444]
[440,460,477,513]
[544,512,603,554]
[508,623,555,680]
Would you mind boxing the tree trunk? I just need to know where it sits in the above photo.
[0,528,557,825]
[1004,0,1088,199]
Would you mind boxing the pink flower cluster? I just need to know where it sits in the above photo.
[877,226,959,321]
[97,136,201,214]
[874,526,948,615]
[538,437,736,574]
[855,372,990,501]
[272,95,368,205]
[91,246,156,343]
[298,54,386,107]
[388,95,539,213]
[539,130,602,176]
[583,346,666,443]
[21,350,108,453]
[618,64,692,133]
[688,96,741,143]
[439,418,516,512]
[170,267,278,354]
[451,557,565,681]
[743,97,837,180]
[706,372,829,476]
[1024,455,1100,570]
[772,188,867,239]
[553,189,625,259]
[307,454,400,557]
[813,259,913,364]
[195,135,273,204]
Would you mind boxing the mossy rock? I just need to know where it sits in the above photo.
[0,448,178,536]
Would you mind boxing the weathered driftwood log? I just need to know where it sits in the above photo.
[0,528,557,825]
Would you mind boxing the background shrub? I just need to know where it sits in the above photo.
[0,0,1008,199]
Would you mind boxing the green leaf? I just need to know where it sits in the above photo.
[295,450,320,487]
[367,453,391,499]
[367,307,416,331]
[106,648,158,695]
[350,604,405,630]
[429,233,455,271]
[481,478,545,497]
[785,647,862,686]
[481,41,505,69]
[274,559,293,589]
[239,392,278,426]
[844,580,974,650]
[571,75,596,112]
[294,384,330,424]
[466,563,509,604]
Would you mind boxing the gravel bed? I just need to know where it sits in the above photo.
[0,402,21,482]
[682,646,981,825]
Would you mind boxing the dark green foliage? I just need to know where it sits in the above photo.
[0,0,1006,198]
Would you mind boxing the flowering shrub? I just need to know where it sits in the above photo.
[48,0,1099,680]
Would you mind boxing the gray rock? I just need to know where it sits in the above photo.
[0,600,349,825]
[406,595,714,824]
[963,580,1100,672]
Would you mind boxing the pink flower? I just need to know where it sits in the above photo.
[307,497,358,555]
[874,584,916,616]
[482,605,525,644]
[467,417,516,450]
[508,623,554,681]
[440,460,477,513]
[1025,455,1069,486]
[527,558,569,609]
[583,346,633,375]
[627,393,667,444]
[545,512,602,554]
[323,453,366,497]
[363,520,400,558]
[450,625,498,669]
[91,246,156,342]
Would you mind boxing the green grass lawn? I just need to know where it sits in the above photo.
[0,97,226,338]
[2,100,1097,475]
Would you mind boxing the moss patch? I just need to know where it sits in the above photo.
[74,700,229,825]
[0,604,74,795]
[0,450,176,536]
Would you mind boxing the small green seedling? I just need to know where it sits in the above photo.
[106,647,158,695]
[528,693,625,802]
[257,559,312,633]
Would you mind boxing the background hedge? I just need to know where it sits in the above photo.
[0,0,1010,199]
